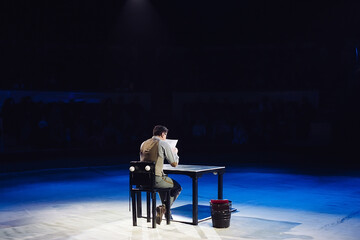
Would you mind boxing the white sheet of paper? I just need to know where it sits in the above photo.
[165,139,178,149]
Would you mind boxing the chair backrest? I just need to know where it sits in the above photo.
[129,161,156,189]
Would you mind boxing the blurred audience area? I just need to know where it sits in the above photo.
[0,93,150,153]
[0,90,335,154]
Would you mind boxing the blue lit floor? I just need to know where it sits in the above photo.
[0,163,360,239]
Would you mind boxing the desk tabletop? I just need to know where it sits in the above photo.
[163,164,225,173]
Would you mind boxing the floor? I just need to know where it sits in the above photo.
[1,162,360,240]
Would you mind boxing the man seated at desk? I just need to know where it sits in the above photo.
[140,125,182,224]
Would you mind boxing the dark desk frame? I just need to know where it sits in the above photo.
[163,164,226,225]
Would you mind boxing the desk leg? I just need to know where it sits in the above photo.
[192,177,198,225]
[218,172,223,199]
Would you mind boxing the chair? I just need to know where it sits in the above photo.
[129,161,171,228]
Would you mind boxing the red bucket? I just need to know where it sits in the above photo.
[210,199,231,228]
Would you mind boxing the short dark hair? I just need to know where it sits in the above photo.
[153,125,168,136]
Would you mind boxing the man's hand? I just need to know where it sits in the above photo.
[171,147,179,167]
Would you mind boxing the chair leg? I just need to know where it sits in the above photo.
[136,192,142,218]
[166,191,171,225]
[131,191,137,226]
[152,192,156,228]
[146,192,151,222]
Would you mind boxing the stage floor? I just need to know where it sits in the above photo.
[1,163,360,240]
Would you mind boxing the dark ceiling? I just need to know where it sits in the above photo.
[1,1,359,91]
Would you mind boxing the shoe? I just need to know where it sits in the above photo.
[156,205,166,225]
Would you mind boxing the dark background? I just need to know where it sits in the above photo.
[1,0,360,172]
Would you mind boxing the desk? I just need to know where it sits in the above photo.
[163,164,226,225]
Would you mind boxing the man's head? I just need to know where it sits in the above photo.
[153,125,168,140]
